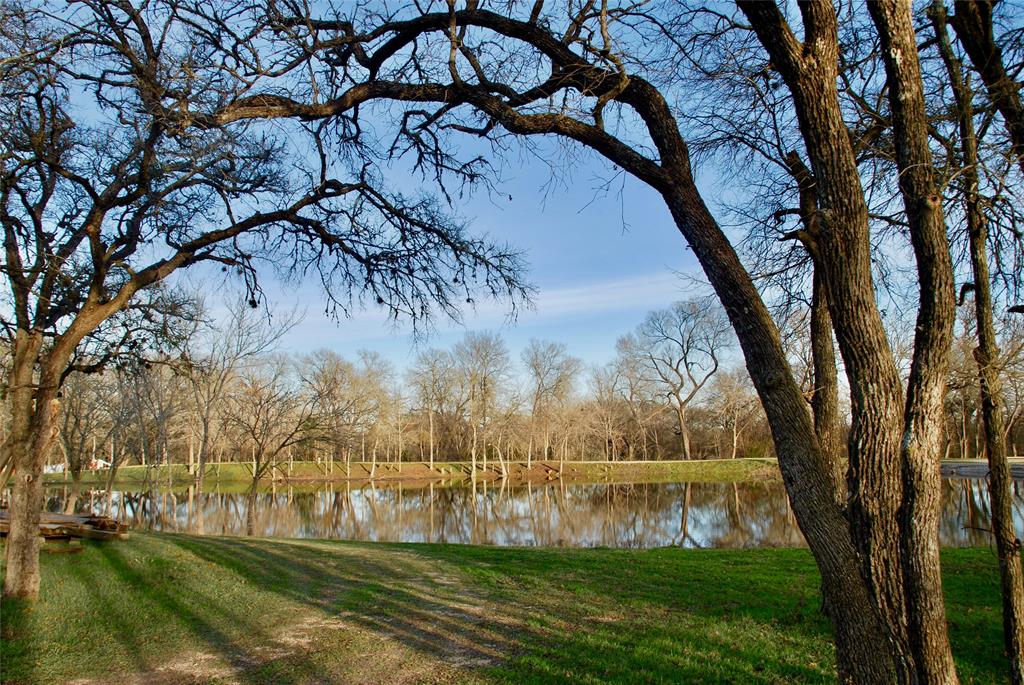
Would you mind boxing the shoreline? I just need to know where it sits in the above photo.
[42,457,1024,490]
[44,457,783,488]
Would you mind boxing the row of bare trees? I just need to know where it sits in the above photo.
[16,296,774,484]
[945,310,1024,460]
[3,0,1024,680]
[21,293,1024,495]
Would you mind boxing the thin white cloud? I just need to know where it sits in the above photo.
[281,270,697,347]
[528,271,693,318]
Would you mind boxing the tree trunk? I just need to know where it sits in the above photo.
[4,334,61,600]
[869,3,959,682]
[951,0,1024,176]
[785,150,845,503]
[245,485,258,537]
[660,180,901,683]
[63,471,82,515]
[809,271,845,499]
[194,415,212,493]
[933,4,1024,679]
[428,408,435,469]
[471,421,478,472]
[676,404,691,460]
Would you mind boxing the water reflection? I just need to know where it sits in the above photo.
[41,478,1024,549]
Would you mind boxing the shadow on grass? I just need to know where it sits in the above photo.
[166,536,839,684]
[167,536,516,669]
[405,542,1010,681]
[3,535,1008,684]
[95,541,336,685]
[1,538,336,685]
[1,597,38,685]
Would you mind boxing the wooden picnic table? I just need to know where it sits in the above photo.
[0,511,129,542]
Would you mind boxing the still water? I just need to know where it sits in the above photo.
[46,478,1023,549]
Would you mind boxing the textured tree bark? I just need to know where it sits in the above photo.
[967,150,1024,685]
[4,298,109,599]
[661,180,899,683]
[791,56,909,671]
[738,4,914,677]
[951,0,1024,176]
[3,332,61,599]
[784,150,844,503]
[868,3,959,682]
[810,271,844,503]
[933,3,1024,679]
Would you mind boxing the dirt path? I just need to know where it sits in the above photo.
[67,546,521,685]
[69,612,478,685]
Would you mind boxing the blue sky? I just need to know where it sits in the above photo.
[245,141,719,372]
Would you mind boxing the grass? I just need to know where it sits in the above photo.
[44,457,781,488]
[0,535,1010,685]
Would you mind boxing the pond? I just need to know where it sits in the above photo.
[43,476,1023,549]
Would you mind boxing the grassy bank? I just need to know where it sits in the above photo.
[45,457,781,488]
[0,535,1007,684]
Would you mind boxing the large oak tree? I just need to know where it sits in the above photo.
[207,0,1010,680]
[6,1,1022,681]
[0,0,527,599]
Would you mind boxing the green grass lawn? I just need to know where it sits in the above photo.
[0,535,1009,684]
[46,457,781,488]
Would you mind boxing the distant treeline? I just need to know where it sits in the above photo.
[10,295,1023,484]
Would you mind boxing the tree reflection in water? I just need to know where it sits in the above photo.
[44,477,1024,549]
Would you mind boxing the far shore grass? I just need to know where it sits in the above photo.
[46,457,782,489]
[0,534,1010,684]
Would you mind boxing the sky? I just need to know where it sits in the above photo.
[42,3,740,378]
[245,140,719,373]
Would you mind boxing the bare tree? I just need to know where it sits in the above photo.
[179,299,298,493]
[301,348,390,469]
[127,361,187,478]
[613,335,666,460]
[57,371,116,512]
[932,3,1024,679]
[220,356,315,534]
[589,364,628,461]
[708,369,763,460]
[101,368,135,501]
[635,298,732,460]
[407,348,464,468]
[0,0,526,599]
[454,331,511,469]
[522,339,582,464]
[1002,321,1024,454]
[950,0,1024,177]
